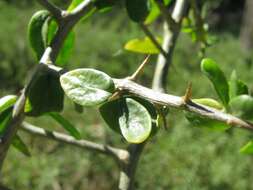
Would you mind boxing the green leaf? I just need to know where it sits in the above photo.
[185,112,231,131]
[125,0,150,22]
[192,98,223,110]
[229,95,253,120]
[60,69,115,107]
[124,37,161,54]
[28,10,50,60]
[145,0,160,24]
[201,58,229,106]
[163,0,172,5]
[229,70,249,99]
[67,0,83,11]
[48,112,81,140]
[11,135,31,157]
[0,95,17,114]
[25,65,64,117]
[240,141,253,154]
[0,108,12,136]
[100,98,152,143]
[100,98,123,134]
[46,20,75,66]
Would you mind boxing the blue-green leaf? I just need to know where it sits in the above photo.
[60,69,115,107]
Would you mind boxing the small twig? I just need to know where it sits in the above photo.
[128,55,151,81]
[36,0,62,21]
[152,0,188,91]
[155,0,176,27]
[21,122,129,163]
[139,23,168,59]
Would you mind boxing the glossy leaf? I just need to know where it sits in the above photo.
[125,0,150,22]
[48,112,81,140]
[25,65,64,117]
[0,95,17,114]
[12,135,31,157]
[124,37,161,54]
[100,98,152,143]
[229,70,249,99]
[119,98,152,143]
[185,112,230,131]
[229,95,253,120]
[201,58,229,106]
[240,141,253,154]
[60,69,115,107]
[192,98,223,110]
[28,10,50,60]
[0,108,12,136]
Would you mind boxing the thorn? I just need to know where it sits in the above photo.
[128,55,151,81]
[183,82,192,103]
[108,90,121,102]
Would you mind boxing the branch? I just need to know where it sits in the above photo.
[21,122,129,163]
[22,63,253,131]
[118,143,146,190]
[152,0,188,92]
[114,78,253,131]
[36,0,62,21]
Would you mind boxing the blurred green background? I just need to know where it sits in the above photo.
[1,0,253,189]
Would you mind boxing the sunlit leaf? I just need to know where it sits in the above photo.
[60,69,115,107]
[145,0,160,24]
[125,37,161,54]
[201,58,229,106]
[67,0,83,11]
[0,95,17,114]
[48,112,81,140]
[192,98,223,110]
